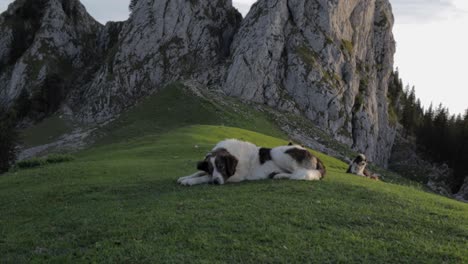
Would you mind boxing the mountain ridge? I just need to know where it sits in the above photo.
[0,0,396,167]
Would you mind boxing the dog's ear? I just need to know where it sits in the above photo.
[197,161,209,173]
[354,155,363,164]
[224,154,238,177]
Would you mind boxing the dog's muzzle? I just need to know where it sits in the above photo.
[212,178,221,185]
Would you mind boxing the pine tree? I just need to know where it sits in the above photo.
[461,109,468,184]
[401,86,418,135]
[417,103,434,152]
[397,83,468,194]
[432,104,449,162]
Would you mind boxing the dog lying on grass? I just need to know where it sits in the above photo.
[177,139,326,186]
[346,154,379,180]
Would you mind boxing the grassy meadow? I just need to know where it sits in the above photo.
[1,84,467,263]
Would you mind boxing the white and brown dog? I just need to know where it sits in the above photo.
[177,139,326,186]
[346,154,379,180]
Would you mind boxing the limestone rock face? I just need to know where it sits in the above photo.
[72,0,242,121]
[1,0,398,166]
[0,0,101,116]
[224,0,396,166]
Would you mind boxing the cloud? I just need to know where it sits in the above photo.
[391,0,465,24]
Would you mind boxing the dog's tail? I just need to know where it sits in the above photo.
[316,158,326,179]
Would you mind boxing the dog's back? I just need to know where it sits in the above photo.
[214,139,258,166]
[271,145,326,179]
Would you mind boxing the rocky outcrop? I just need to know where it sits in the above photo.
[0,0,101,117]
[1,0,398,166]
[223,0,396,166]
[71,0,242,121]
[0,0,242,122]
[455,177,468,202]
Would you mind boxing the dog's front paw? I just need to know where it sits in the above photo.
[179,178,196,186]
[177,176,187,184]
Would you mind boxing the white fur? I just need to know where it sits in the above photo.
[178,171,210,186]
[271,145,314,172]
[210,139,283,184]
[273,169,322,181]
[178,139,324,186]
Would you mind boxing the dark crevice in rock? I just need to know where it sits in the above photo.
[0,0,47,70]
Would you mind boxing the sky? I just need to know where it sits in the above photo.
[0,0,466,115]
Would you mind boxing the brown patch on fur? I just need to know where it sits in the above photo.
[268,172,279,179]
[316,157,326,178]
[210,148,229,157]
[197,160,213,174]
[363,168,371,177]
[355,155,366,164]
[259,148,272,164]
[212,148,238,180]
[285,148,312,163]
[197,148,237,178]
[364,169,379,180]
[288,142,305,147]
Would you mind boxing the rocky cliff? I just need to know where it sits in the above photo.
[71,0,242,121]
[0,0,101,118]
[224,0,396,165]
[0,0,396,166]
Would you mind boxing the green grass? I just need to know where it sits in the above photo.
[15,154,74,169]
[94,83,285,145]
[1,125,467,263]
[3,84,468,262]
[20,115,73,148]
[296,45,318,67]
[341,39,354,55]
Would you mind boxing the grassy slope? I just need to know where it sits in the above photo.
[20,116,73,148]
[1,84,468,263]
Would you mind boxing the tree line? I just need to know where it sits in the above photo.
[388,69,468,193]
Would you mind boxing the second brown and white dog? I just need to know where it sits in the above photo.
[346,154,379,180]
[177,139,326,186]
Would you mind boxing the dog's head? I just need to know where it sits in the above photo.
[353,154,367,167]
[197,148,238,185]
